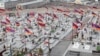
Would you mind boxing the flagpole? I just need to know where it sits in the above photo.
[48,36,50,56]
[72,22,74,44]
[72,26,74,44]
[10,43,12,56]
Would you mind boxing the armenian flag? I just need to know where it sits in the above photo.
[5,27,15,32]
[74,9,83,15]
[45,13,52,16]
[92,12,97,16]
[37,17,43,22]
[53,13,58,19]
[63,13,69,17]
[38,22,45,27]
[76,19,82,25]
[0,8,5,13]
[29,12,35,16]
[1,21,7,25]
[92,23,100,31]
[24,28,32,35]
[38,13,44,18]
[15,22,20,26]
[92,6,98,9]
[5,16,10,24]
[27,19,31,23]
[56,8,64,12]
[73,23,78,29]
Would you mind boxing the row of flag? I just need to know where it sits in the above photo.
[1,16,10,25]
[37,12,59,28]
[88,6,98,9]
[45,6,97,17]
[74,9,84,15]
[45,13,58,19]
[3,25,33,35]
[51,6,70,13]
[37,15,45,28]
[51,6,85,16]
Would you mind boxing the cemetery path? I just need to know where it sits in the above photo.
[49,16,91,56]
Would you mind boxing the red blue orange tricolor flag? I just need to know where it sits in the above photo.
[38,22,45,28]
[5,16,10,24]
[92,12,97,16]
[5,27,15,32]
[15,22,20,26]
[92,23,100,31]
[24,28,33,35]
[73,23,78,29]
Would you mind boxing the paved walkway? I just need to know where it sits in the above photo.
[65,52,92,56]
[63,14,95,56]
[50,37,71,56]
[49,13,91,56]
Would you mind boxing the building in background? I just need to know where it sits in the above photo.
[2,0,49,10]
[0,3,5,9]
[0,0,99,10]
[51,0,100,6]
